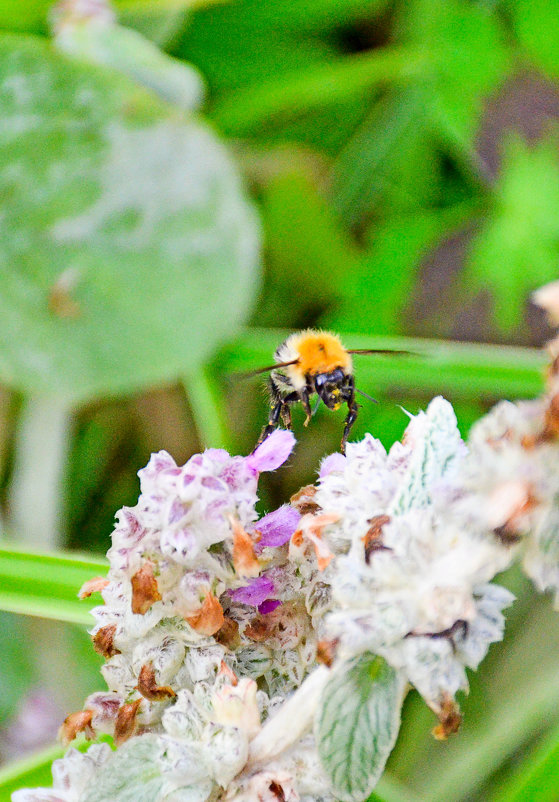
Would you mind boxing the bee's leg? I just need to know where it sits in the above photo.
[280,391,300,429]
[341,378,359,455]
[255,379,284,448]
[299,387,312,426]
[280,403,292,429]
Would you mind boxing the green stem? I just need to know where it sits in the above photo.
[9,396,73,550]
[183,366,231,451]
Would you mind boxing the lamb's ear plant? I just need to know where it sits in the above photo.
[11,282,559,801]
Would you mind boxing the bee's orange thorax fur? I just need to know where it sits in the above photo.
[292,331,352,376]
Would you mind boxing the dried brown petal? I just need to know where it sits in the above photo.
[215,616,241,650]
[362,514,391,563]
[58,709,94,746]
[522,394,559,447]
[79,576,109,599]
[432,696,462,740]
[230,516,260,578]
[244,604,303,650]
[290,485,321,515]
[136,664,176,701]
[244,615,268,642]
[93,624,121,658]
[131,561,162,615]
[269,780,287,801]
[544,394,559,438]
[316,638,338,668]
[292,512,338,571]
[487,480,537,542]
[218,660,239,686]
[114,698,142,746]
[185,592,224,636]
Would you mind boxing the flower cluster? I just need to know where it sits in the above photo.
[14,284,559,801]
[291,398,514,735]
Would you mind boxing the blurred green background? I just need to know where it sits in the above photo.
[1,0,559,800]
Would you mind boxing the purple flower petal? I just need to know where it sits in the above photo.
[319,452,346,479]
[254,505,300,551]
[203,448,230,463]
[246,430,296,473]
[258,599,281,615]
[228,575,275,606]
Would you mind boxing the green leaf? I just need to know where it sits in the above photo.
[0,543,107,625]
[398,0,510,149]
[509,0,559,80]
[329,89,440,227]
[257,170,360,326]
[0,35,260,402]
[323,209,461,336]
[180,13,337,94]
[464,136,559,333]
[317,654,406,802]
[189,0,389,37]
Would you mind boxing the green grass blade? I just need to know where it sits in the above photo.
[419,662,559,801]
[0,743,63,798]
[218,329,547,400]
[0,543,108,626]
[372,774,425,802]
[490,719,559,802]
[211,46,427,134]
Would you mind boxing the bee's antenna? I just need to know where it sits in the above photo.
[355,388,378,404]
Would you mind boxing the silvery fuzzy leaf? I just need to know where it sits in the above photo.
[458,583,514,668]
[523,495,559,606]
[391,397,466,514]
[80,735,164,802]
[316,655,405,802]
[12,744,113,802]
[395,636,468,705]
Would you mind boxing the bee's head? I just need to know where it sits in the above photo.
[315,368,346,410]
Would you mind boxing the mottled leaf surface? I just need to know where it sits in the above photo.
[0,35,259,401]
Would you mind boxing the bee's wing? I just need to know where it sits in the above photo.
[237,359,299,379]
[347,349,414,356]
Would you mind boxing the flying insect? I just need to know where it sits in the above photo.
[251,329,408,454]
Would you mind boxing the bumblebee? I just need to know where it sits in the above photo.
[252,329,404,454]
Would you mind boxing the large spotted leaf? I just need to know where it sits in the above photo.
[0,35,259,402]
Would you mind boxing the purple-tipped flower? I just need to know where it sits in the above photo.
[258,599,281,615]
[229,575,275,607]
[245,430,296,473]
[254,505,300,551]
